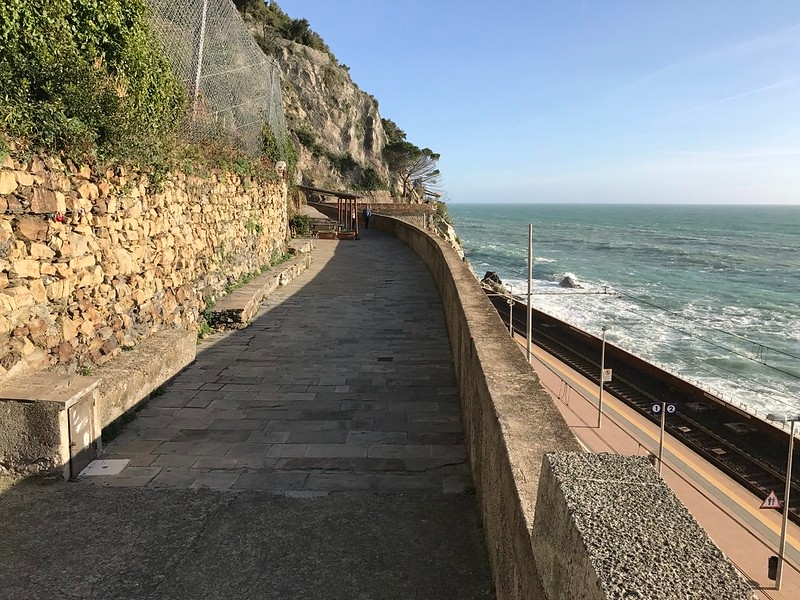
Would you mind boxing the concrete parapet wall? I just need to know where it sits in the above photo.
[365,214,753,600]
[533,452,754,600]
[367,212,582,599]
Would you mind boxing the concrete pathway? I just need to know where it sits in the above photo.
[0,230,494,599]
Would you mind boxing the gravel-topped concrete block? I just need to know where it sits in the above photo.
[532,452,755,600]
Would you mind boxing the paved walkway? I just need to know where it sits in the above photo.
[0,231,493,599]
[98,234,469,493]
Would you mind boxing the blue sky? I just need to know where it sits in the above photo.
[277,1,800,204]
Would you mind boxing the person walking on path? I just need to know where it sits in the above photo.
[363,206,372,229]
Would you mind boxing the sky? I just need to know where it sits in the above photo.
[276,1,800,204]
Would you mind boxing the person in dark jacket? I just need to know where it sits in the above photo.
[362,206,372,229]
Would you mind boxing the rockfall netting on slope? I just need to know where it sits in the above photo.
[147,0,287,157]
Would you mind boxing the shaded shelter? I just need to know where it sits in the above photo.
[296,184,363,237]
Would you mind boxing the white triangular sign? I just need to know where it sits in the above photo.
[760,490,782,510]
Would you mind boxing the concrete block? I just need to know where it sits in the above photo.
[208,254,311,328]
[0,373,100,479]
[532,452,754,600]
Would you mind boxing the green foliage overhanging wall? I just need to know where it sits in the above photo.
[0,0,184,165]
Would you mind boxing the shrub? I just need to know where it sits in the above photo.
[0,0,184,165]
[289,214,311,237]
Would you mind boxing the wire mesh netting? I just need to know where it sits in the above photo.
[147,0,287,157]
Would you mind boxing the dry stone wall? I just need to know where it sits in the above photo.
[0,151,288,379]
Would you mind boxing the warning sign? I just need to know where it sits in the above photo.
[760,490,782,510]
[602,368,612,382]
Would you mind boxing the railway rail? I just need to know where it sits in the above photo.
[484,291,800,524]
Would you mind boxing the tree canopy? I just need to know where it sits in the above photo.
[380,118,441,198]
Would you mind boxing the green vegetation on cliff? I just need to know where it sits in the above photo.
[234,0,333,60]
[235,2,441,198]
[0,0,184,164]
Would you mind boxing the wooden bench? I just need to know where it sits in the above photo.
[309,217,337,237]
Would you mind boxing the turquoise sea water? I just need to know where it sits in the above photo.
[448,203,800,416]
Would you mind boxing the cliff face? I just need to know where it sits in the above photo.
[274,40,393,199]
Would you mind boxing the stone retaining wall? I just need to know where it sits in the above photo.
[0,152,288,379]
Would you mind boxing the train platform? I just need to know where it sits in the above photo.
[521,337,800,600]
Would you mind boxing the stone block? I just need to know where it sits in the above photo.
[531,452,753,600]
[11,260,40,279]
[77,182,98,200]
[15,215,48,241]
[30,242,55,259]
[94,329,196,430]
[2,287,33,309]
[15,171,34,187]
[28,280,47,303]
[0,373,100,479]
[0,171,18,195]
[30,188,65,214]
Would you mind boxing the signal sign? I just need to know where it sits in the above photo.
[760,490,782,510]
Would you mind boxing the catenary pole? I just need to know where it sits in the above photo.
[527,224,533,362]
[598,325,608,428]
[192,0,209,119]
[658,401,666,475]
[776,419,796,590]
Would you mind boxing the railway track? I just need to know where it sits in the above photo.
[485,291,800,523]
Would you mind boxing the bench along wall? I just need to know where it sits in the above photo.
[0,152,288,379]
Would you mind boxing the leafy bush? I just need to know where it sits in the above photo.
[262,126,298,181]
[289,214,311,237]
[0,0,184,165]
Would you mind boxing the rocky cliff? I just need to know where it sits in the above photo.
[274,40,393,199]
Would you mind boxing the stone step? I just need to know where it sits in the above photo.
[208,253,312,329]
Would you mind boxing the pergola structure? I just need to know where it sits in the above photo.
[296,184,363,238]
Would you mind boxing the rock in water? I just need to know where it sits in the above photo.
[482,271,502,286]
[481,271,510,295]
[559,274,581,288]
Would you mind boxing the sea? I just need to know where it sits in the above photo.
[447,203,800,418]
